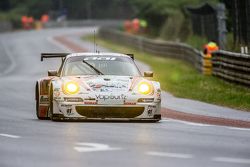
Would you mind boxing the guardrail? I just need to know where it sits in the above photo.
[99,27,250,87]
[99,27,203,71]
[212,50,250,86]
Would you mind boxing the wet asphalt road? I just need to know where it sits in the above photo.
[0,28,250,167]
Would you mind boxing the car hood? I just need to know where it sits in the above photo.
[62,75,145,93]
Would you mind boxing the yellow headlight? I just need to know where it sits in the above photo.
[138,82,153,95]
[63,81,79,95]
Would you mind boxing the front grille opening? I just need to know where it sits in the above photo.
[75,106,144,118]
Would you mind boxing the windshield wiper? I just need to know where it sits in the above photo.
[82,60,104,75]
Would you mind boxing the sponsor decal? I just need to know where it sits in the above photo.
[67,108,73,116]
[40,96,49,104]
[84,101,97,105]
[95,94,127,101]
[54,97,63,102]
[61,104,72,107]
[84,97,97,104]
[138,98,154,103]
[84,57,116,61]
[54,91,60,97]
[117,79,130,82]
[85,97,96,101]
[54,88,60,91]
[156,93,161,101]
[79,92,90,95]
[147,105,156,116]
[124,102,136,105]
[88,82,127,90]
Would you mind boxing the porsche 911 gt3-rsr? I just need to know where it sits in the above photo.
[35,52,161,121]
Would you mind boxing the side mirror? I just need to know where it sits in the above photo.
[144,71,153,77]
[48,70,58,76]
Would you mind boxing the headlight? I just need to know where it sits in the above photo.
[138,82,153,95]
[63,81,80,95]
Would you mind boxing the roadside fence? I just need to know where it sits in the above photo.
[212,51,250,86]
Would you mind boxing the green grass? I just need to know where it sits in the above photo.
[83,35,250,112]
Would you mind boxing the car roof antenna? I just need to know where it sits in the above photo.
[94,30,96,52]
[93,30,99,53]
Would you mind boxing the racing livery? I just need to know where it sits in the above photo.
[35,53,161,121]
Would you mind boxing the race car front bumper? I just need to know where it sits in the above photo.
[52,100,161,121]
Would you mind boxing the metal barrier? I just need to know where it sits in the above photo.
[212,50,250,86]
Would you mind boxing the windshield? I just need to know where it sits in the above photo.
[62,56,141,76]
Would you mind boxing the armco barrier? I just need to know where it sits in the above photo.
[99,27,250,87]
[99,27,203,71]
[212,50,250,86]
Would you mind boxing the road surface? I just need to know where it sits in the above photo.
[0,27,249,167]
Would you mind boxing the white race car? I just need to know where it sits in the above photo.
[35,53,161,122]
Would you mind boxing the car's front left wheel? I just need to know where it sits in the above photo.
[36,82,48,120]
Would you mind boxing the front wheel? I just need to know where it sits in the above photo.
[36,82,45,120]
[35,83,41,119]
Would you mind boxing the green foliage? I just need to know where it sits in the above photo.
[129,0,219,38]
[186,35,208,49]
[26,0,52,18]
[159,11,190,41]
[0,0,52,28]
[130,0,219,14]
[225,33,240,52]
[128,0,224,50]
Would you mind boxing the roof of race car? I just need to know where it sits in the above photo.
[66,52,131,59]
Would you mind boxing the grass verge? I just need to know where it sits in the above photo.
[83,35,250,112]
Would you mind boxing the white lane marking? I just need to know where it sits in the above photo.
[0,133,20,139]
[227,127,250,131]
[162,119,250,131]
[0,41,16,76]
[212,157,250,164]
[146,151,193,159]
[74,143,121,153]
[47,36,73,52]
[161,119,212,127]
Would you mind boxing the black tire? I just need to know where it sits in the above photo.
[36,82,49,120]
[36,82,42,119]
